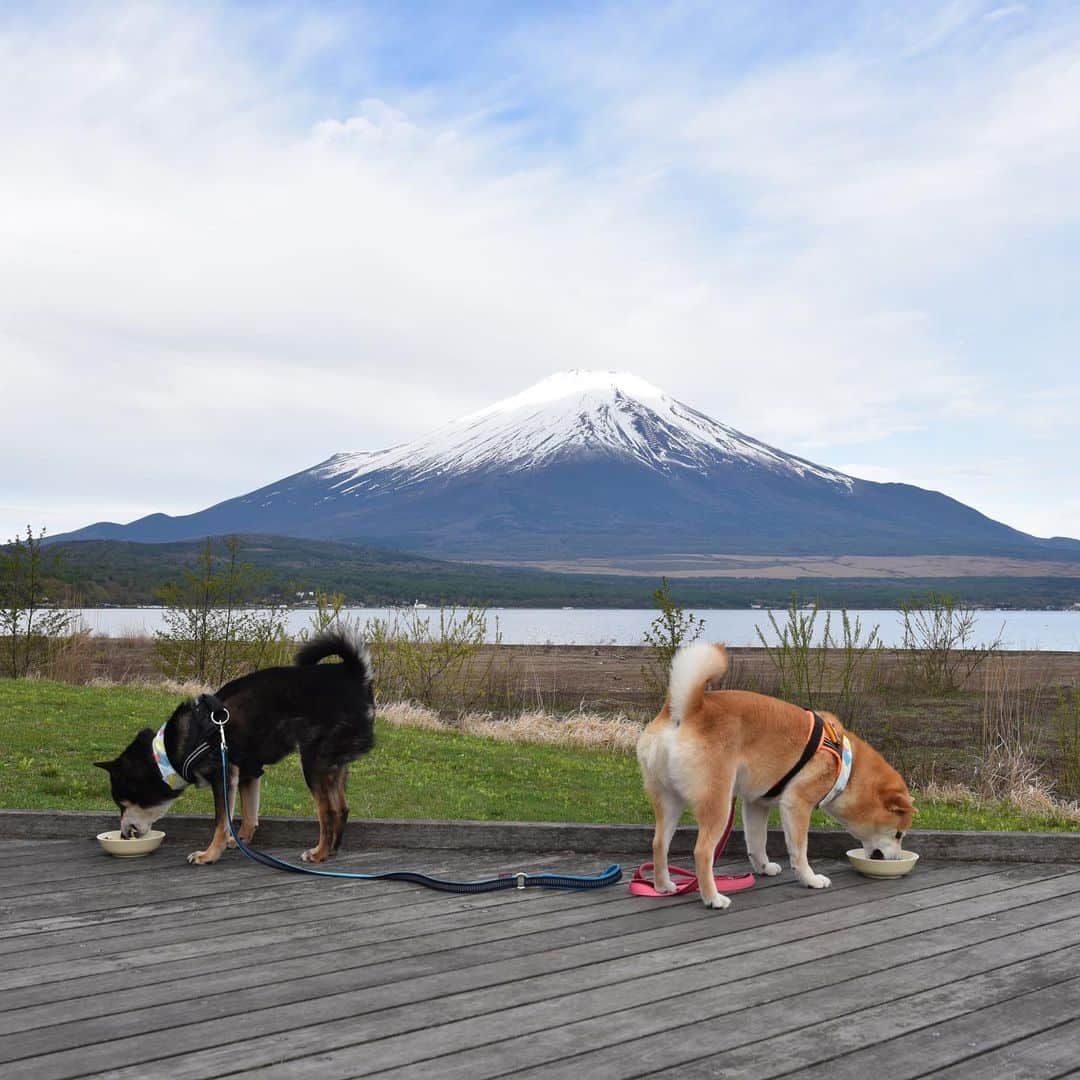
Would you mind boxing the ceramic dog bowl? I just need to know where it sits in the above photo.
[846,848,919,878]
[97,830,166,857]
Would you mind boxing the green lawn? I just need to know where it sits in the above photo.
[1,679,1076,832]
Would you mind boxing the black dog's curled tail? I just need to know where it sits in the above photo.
[295,631,371,675]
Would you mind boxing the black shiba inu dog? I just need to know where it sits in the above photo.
[95,631,375,865]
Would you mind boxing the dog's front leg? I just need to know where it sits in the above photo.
[188,764,239,865]
[778,797,831,889]
[228,776,261,848]
[743,799,782,877]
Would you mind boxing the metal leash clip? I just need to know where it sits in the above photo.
[210,706,230,747]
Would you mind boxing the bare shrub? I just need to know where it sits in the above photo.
[298,591,358,641]
[899,592,1003,693]
[976,654,1048,801]
[640,578,705,702]
[755,595,883,728]
[1,526,75,677]
[154,536,291,685]
[363,606,500,716]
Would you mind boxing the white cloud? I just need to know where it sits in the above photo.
[1,1,1078,542]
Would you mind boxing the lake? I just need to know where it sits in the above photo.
[71,607,1080,651]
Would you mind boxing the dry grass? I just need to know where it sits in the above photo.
[86,675,210,697]
[921,778,1080,826]
[378,700,644,752]
[377,701,447,731]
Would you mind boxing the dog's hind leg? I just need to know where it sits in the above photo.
[300,754,346,863]
[301,780,334,863]
[743,799,782,877]
[692,776,737,910]
[646,784,685,894]
[188,764,239,865]
[328,766,349,854]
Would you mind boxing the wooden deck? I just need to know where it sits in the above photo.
[1,837,1078,1079]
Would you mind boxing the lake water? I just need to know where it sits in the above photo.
[72,607,1080,651]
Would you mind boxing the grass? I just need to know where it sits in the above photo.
[0,680,648,823]
[1,679,1077,832]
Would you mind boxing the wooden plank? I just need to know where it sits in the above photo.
[0,857,834,1055]
[338,917,1080,1080]
[791,977,1080,1079]
[0,842,572,922]
[2,867,1069,1079]
[133,884,1080,1080]
[0,846,595,954]
[0,851,632,985]
[1,860,1032,1040]
[4,811,1080,862]
[925,1017,1080,1080]
[2,831,1077,1080]
[641,962,1080,1080]
[0,860,985,1003]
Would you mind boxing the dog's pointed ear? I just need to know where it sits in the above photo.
[886,790,915,815]
[93,759,116,773]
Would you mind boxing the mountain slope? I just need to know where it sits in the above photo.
[58,370,1080,561]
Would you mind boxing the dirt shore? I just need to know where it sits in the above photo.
[45,637,1080,702]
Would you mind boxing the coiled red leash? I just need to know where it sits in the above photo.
[629,800,755,898]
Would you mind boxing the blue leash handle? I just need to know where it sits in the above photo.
[215,744,622,893]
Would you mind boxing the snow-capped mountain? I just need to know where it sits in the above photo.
[59,370,1078,561]
[318,371,853,494]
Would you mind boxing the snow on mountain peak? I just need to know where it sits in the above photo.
[463,369,665,421]
[320,369,854,494]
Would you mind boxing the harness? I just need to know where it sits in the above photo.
[763,710,852,807]
[151,722,211,791]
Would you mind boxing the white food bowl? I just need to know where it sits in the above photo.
[97,829,166,857]
[846,848,919,878]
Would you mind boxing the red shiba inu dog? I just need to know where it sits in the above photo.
[637,642,915,909]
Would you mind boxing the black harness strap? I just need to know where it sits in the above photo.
[762,710,825,800]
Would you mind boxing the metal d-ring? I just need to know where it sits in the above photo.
[210,706,230,747]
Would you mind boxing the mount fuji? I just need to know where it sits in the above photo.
[60,371,1078,562]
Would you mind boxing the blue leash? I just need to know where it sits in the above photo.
[209,710,622,894]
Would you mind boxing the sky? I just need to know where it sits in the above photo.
[2,0,1079,544]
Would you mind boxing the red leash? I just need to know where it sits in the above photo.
[629,800,755,898]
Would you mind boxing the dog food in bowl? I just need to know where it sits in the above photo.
[97,830,166,857]
[846,848,919,878]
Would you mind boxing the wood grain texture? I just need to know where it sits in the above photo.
[0,838,1077,1079]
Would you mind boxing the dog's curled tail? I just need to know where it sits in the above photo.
[295,631,371,674]
[668,642,728,725]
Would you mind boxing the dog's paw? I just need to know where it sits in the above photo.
[226,837,237,849]
[653,877,678,894]
[801,872,832,889]
[702,893,732,910]
[300,847,328,863]
[753,860,782,876]
[187,849,220,865]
